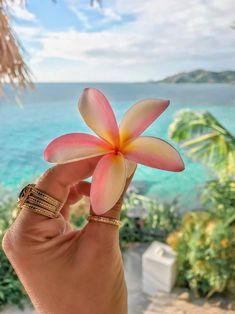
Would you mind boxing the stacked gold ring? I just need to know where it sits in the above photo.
[17,184,63,219]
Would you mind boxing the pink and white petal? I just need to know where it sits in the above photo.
[78,88,119,147]
[119,99,169,143]
[44,133,113,164]
[90,153,126,215]
[122,136,185,172]
[126,159,137,178]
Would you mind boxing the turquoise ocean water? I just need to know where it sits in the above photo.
[0,83,235,209]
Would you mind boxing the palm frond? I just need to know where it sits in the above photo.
[181,132,218,147]
[1,0,101,100]
[0,2,34,99]
[90,0,102,7]
[169,109,235,179]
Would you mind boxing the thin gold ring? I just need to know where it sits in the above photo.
[87,215,121,228]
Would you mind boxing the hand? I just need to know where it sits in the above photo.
[2,157,133,314]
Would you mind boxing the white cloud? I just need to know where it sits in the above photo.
[6,0,36,21]
[89,0,120,20]
[14,25,41,38]
[101,7,121,22]
[97,0,122,22]
[68,0,121,27]
[69,5,92,30]
[29,0,235,81]
[33,28,138,65]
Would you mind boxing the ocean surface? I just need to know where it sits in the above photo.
[0,83,235,209]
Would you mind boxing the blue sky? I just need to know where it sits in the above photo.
[7,0,235,82]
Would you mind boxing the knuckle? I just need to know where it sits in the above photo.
[2,229,15,257]
[2,229,10,252]
[2,216,33,257]
[2,227,32,268]
[37,167,68,191]
[38,167,57,185]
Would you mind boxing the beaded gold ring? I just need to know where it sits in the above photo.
[87,215,122,228]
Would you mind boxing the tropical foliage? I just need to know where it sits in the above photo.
[167,209,235,298]
[119,191,180,250]
[202,179,235,219]
[0,191,30,310]
[169,111,235,298]
[0,0,33,97]
[169,109,235,179]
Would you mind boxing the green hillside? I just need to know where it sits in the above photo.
[157,70,235,83]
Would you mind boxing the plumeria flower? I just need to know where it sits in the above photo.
[44,88,184,215]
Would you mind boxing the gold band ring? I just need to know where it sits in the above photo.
[87,215,121,228]
[17,184,63,219]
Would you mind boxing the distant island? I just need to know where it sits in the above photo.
[155,70,235,84]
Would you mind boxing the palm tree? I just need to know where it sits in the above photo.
[169,109,235,179]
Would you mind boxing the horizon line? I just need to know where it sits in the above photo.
[30,81,148,84]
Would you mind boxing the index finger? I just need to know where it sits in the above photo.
[6,157,101,242]
[36,156,100,205]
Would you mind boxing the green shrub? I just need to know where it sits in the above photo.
[0,192,30,311]
[120,191,180,250]
[70,197,90,229]
[167,210,235,297]
[0,249,29,311]
[144,198,180,234]
[202,179,235,220]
